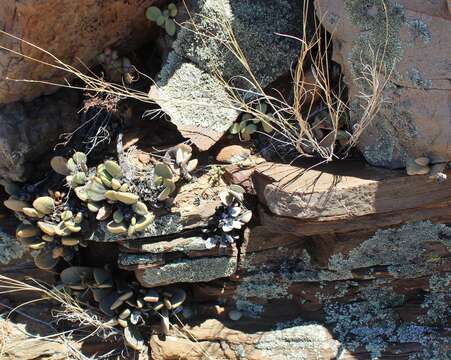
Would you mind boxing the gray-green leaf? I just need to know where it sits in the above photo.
[168,3,178,17]
[146,6,162,21]
[165,18,176,36]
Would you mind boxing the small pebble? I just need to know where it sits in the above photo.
[228,309,242,321]
[216,145,251,164]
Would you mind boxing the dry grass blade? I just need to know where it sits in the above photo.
[0,275,119,340]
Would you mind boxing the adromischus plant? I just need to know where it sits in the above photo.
[53,152,155,237]
[229,103,274,141]
[59,265,187,349]
[153,144,198,201]
[146,3,178,36]
[205,185,252,249]
[10,193,83,270]
[96,48,134,83]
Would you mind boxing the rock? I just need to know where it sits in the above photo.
[0,318,117,359]
[0,0,156,103]
[173,0,302,88]
[150,319,351,360]
[154,52,239,151]
[315,0,451,168]
[253,161,451,221]
[216,145,251,164]
[121,236,216,254]
[154,0,302,150]
[135,255,238,287]
[0,89,80,181]
[150,159,451,358]
[0,226,24,265]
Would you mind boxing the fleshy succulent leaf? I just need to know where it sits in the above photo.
[146,6,162,21]
[165,18,176,36]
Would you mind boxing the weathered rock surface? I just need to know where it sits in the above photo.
[154,52,238,151]
[315,0,451,168]
[153,161,451,359]
[0,0,156,103]
[150,319,354,360]
[252,161,451,221]
[0,89,80,181]
[136,255,238,288]
[154,0,302,150]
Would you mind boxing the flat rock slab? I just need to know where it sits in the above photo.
[121,236,209,254]
[135,255,237,288]
[253,161,451,221]
[118,236,236,270]
[150,319,348,360]
[154,53,239,151]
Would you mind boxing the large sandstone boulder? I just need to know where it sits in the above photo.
[315,0,451,168]
[0,0,156,104]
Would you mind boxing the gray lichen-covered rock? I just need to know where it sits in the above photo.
[154,52,238,150]
[122,236,210,253]
[173,0,302,88]
[315,0,451,168]
[0,89,80,181]
[154,0,302,150]
[135,256,237,287]
[0,226,24,265]
[328,221,451,277]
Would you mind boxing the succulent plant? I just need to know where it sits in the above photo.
[229,102,274,141]
[164,144,198,181]
[153,162,177,202]
[205,185,252,249]
[406,157,431,176]
[146,3,178,36]
[10,189,85,270]
[152,144,199,202]
[50,152,89,189]
[52,154,155,237]
[97,48,134,83]
[58,266,187,348]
